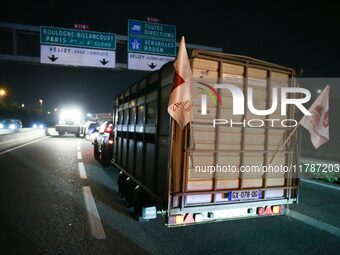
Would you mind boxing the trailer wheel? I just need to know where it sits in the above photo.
[117,172,126,197]
[132,186,142,218]
[124,177,135,208]
[132,186,145,221]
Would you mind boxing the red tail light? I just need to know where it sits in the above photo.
[105,124,113,133]
[257,205,283,216]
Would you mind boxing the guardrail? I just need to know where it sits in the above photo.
[0,128,48,152]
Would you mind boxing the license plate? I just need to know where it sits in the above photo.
[227,190,262,201]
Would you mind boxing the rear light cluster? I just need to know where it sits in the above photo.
[104,123,114,133]
[168,204,285,226]
[105,126,113,133]
[168,213,201,225]
[108,132,114,145]
[257,205,284,216]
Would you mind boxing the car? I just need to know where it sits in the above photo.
[32,122,45,129]
[93,121,114,166]
[82,121,99,138]
[0,119,22,130]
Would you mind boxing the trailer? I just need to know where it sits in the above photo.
[112,50,300,227]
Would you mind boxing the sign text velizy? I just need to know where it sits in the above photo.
[40,45,115,68]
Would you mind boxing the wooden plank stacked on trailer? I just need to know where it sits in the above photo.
[173,52,296,206]
[265,71,290,188]
[241,67,267,188]
[185,58,220,204]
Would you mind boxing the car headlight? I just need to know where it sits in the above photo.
[33,124,38,128]
[59,108,83,123]
[0,123,3,129]
[39,124,44,129]
[9,124,16,129]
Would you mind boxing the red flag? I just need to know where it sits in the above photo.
[167,36,192,129]
[301,85,330,148]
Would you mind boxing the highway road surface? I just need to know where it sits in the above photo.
[0,135,339,255]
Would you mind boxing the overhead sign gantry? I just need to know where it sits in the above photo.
[0,22,223,70]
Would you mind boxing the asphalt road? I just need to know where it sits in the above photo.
[0,135,339,255]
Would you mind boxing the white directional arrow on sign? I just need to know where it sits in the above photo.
[40,45,116,68]
[128,53,174,71]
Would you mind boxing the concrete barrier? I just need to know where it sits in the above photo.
[0,128,48,152]
[0,129,16,135]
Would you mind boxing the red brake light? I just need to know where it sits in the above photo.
[257,206,273,216]
[105,124,113,133]
[257,205,283,216]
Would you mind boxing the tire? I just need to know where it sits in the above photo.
[132,186,144,220]
[94,143,100,160]
[58,132,65,136]
[124,177,135,208]
[76,132,80,137]
[100,146,110,167]
[118,172,126,197]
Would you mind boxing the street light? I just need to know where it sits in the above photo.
[21,104,25,108]
[0,89,6,104]
[39,99,43,111]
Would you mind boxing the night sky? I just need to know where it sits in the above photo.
[0,0,340,112]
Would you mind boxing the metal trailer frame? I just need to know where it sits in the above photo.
[112,66,169,209]
[112,50,300,226]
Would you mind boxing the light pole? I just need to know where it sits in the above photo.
[0,89,6,104]
[39,99,43,111]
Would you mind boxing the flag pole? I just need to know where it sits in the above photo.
[268,119,302,164]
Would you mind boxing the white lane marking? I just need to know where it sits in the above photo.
[77,145,81,151]
[78,162,87,179]
[301,179,340,191]
[288,210,340,238]
[0,137,47,156]
[82,186,106,239]
[77,151,82,160]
